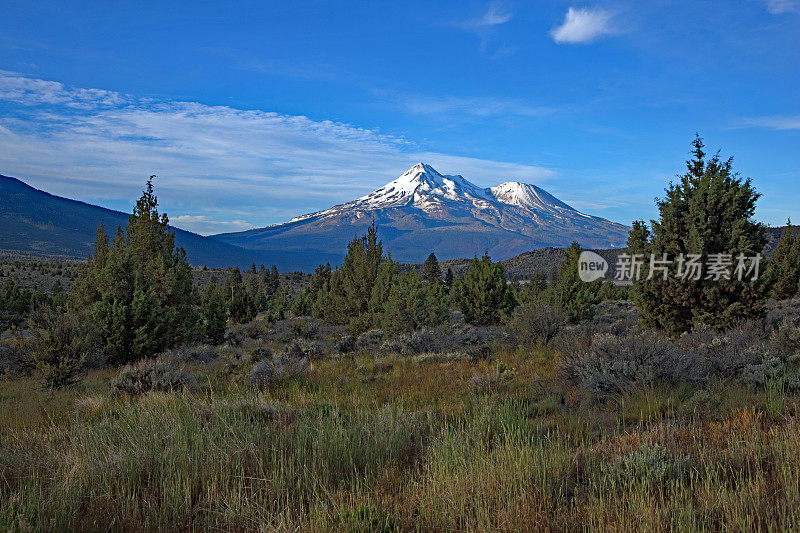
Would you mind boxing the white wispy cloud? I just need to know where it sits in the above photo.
[765,0,800,14]
[550,7,616,45]
[0,71,556,232]
[399,95,555,119]
[737,115,800,130]
[169,215,252,235]
[459,4,513,30]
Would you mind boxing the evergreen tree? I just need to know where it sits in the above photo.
[763,220,800,300]
[225,268,256,324]
[202,276,227,345]
[454,253,516,326]
[71,178,200,364]
[378,269,448,333]
[631,137,767,334]
[324,223,386,328]
[444,267,455,293]
[544,242,603,324]
[422,252,441,284]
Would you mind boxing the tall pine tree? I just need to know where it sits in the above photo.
[631,137,767,334]
[71,177,199,364]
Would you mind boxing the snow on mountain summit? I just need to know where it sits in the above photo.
[220,162,630,265]
[289,163,602,225]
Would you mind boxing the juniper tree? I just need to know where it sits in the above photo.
[422,252,441,284]
[631,136,767,334]
[763,220,800,300]
[202,276,227,345]
[453,253,516,326]
[378,269,448,333]
[544,242,603,324]
[71,177,199,364]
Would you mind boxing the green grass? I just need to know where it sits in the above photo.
[3,349,800,531]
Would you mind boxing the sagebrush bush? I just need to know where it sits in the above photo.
[356,329,386,351]
[771,323,800,357]
[158,343,219,365]
[560,331,706,399]
[740,355,800,391]
[289,317,320,339]
[110,359,194,396]
[247,345,309,388]
[507,297,566,345]
[602,445,691,487]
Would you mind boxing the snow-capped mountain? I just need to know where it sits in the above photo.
[214,163,630,270]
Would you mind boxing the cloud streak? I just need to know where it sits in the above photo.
[459,5,513,30]
[737,115,800,131]
[765,0,800,14]
[0,71,555,234]
[550,7,615,45]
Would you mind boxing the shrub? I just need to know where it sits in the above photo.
[289,317,320,339]
[560,331,705,400]
[110,359,194,396]
[393,329,438,356]
[35,309,100,388]
[246,346,309,388]
[507,297,566,345]
[771,322,800,358]
[356,329,386,350]
[159,343,219,365]
[335,335,356,354]
[602,445,691,487]
[740,355,800,391]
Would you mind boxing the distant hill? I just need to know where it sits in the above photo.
[405,226,794,281]
[0,174,294,269]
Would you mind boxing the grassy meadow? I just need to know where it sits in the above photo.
[3,302,800,532]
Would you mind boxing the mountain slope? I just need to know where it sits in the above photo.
[215,163,630,266]
[0,174,308,269]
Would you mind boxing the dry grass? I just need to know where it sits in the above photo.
[3,344,800,531]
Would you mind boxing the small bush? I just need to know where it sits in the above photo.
[247,346,309,388]
[560,331,705,400]
[507,297,566,345]
[159,343,219,365]
[356,329,386,350]
[394,329,438,356]
[335,335,356,354]
[771,323,800,358]
[740,355,800,392]
[602,445,691,487]
[289,317,320,339]
[110,359,194,396]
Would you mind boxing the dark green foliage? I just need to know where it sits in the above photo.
[546,242,603,324]
[444,267,454,293]
[422,253,441,284]
[225,268,256,324]
[763,221,800,300]
[71,177,201,364]
[377,270,449,334]
[631,137,768,335]
[0,278,33,330]
[325,222,385,328]
[35,309,98,388]
[202,276,227,345]
[453,253,516,326]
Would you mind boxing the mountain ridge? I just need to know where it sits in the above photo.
[214,163,631,267]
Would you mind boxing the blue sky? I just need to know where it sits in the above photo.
[0,0,798,235]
